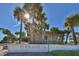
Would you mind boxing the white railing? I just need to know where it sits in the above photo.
[7,44,79,52]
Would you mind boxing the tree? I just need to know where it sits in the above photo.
[15,31,30,42]
[34,5,48,40]
[2,36,9,43]
[23,3,38,42]
[64,16,77,44]
[15,32,26,38]
[13,7,24,43]
[24,22,31,38]
[23,3,48,42]
[0,28,17,43]
[64,30,71,44]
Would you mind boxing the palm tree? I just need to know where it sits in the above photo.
[23,3,37,42]
[64,30,71,44]
[13,7,24,43]
[35,6,47,40]
[64,16,77,44]
[23,3,48,42]
[67,13,79,44]
[44,23,49,30]
[64,21,72,44]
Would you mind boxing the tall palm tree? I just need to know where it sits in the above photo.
[23,3,38,42]
[35,4,47,41]
[68,13,79,44]
[64,17,77,44]
[23,3,48,42]
[64,21,72,44]
[35,6,47,40]
[13,7,24,43]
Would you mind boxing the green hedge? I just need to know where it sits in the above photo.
[50,50,79,56]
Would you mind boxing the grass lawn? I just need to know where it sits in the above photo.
[50,50,79,56]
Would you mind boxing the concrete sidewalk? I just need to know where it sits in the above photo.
[5,52,52,56]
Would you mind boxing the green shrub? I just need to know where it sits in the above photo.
[0,40,4,44]
[50,50,79,56]
[22,36,30,42]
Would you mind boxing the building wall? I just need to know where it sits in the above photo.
[29,28,79,44]
[30,30,62,43]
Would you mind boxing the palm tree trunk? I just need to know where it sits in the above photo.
[40,27,44,43]
[65,33,69,44]
[32,17,35,43]
[41,29,43,43]
[33,29,35,43]
[19,19,22,43]
[28,24,31,42]
[71,26,77,44]
[44,29,46,43]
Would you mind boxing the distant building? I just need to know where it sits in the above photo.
[28,26,79,44]
[29,29,63,44]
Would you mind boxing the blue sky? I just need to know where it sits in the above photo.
[0,3,79,40]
